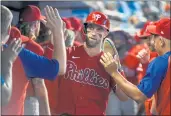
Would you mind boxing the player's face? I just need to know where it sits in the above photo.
[141,36,155,51]
[86,23,108,48]
[35,20,40,37]
[150,35,162,53]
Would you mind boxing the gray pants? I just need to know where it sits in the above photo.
[106,91,138,115]
[24,97,39,115]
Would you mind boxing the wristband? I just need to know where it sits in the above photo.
[1,76,5,85]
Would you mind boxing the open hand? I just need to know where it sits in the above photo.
[2,38,23,63]
[100,52,119,76]
[41,5,64,33]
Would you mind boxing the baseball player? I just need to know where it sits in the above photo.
[45,11,128,115]
[1,5,23,106]
[100,18,171,115]
[134,21,158,115]
[17,5,51,115]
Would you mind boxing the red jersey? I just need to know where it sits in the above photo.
[41,42,54,59]
[73,41,81,46]
[2,38,44,115]
[45,45,115,115]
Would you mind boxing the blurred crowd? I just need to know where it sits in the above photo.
[86,1,170,31]
[1,1,170,116]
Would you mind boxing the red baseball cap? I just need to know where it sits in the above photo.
[85,11,110,31]
[7,26,29,44]
[137,21,154,38]
[62,18,74,30]
[69,17,82,31]
[147,18,170,40]
[19,5,45,22]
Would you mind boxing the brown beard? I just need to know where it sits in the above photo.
[85,36,101,48]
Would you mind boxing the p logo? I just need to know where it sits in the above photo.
[93,14,101,21]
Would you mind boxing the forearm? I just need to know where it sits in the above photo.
[150,96,158,115]
[52,31,66,75]
[111,71,147,103]
[1,62,13,106]
[37,94,51,115]
[114,85,128,101]
[32,79,51,115]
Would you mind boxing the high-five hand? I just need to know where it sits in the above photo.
[2,38,23,63]
[100,52,119,76]
[41,6,67,76]
[42,5,63,33]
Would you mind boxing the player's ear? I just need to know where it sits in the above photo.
[160,37,165,48]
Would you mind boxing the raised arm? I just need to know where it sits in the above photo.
[1,39,22,106]
[42,6,66,75]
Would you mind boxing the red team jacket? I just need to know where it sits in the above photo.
[45,45,116,115]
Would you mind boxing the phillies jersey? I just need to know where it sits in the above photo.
[47,45,115,115]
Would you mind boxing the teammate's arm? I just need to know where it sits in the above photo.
[111,70,128,101]
[100,53,168,103]
[1,62,13,106]
[31,78,51,115]
[114,85,128,101]
[1,39,22,106]
[42,6,66,76]
[150,95,158,115]
[111,72,147,103]
[19,48,59,80]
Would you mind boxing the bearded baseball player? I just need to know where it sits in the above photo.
[46,11,128,115]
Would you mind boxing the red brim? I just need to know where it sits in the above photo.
[138,33,151,38]
[40,15,46,20]
[21,35,30,43]
[147,25,158,35]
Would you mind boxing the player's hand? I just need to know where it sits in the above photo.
[136,45,150,64]
[100,52,119,76]
[42,5,64,33]
[2,38,23,63]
